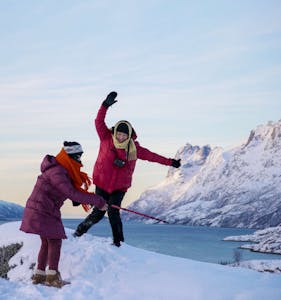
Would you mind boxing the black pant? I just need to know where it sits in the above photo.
[75,187,125,244]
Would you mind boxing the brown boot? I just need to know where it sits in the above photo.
[45,270,70,288]
[31,269,46,284]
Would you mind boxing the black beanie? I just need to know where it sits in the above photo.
[116,123,129,135]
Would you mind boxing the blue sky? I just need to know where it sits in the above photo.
[1,1,281,217]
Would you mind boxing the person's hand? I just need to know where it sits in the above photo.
[102,91,118,108]
[171,159,181,168]
[100,203,108,211]
[94,194,108,210]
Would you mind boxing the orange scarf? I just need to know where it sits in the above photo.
[55,148,92,212]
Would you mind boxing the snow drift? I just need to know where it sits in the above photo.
[0,221,281,300]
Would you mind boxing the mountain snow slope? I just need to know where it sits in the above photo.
[1,222,281,300]
[126,120,281,228]
[0,200,24,220]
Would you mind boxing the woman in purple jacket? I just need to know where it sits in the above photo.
[20,141,107,288]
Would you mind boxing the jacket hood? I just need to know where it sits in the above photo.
[40,155,59,173]
[111,121,137,140]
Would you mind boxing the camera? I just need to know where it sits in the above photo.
[114,158,126,168]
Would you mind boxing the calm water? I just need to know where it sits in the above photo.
[62,218,280,264]
[2,218,280,264]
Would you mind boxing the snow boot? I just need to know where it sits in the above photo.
[112,241,121,247]
[31,269,46,284]
[45,270,70,288]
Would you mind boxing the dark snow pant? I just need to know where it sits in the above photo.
[37,237,62,271]
[75,187,125,244]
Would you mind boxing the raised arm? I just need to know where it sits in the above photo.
[95,91,118,140]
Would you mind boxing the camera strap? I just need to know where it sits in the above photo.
[126,140,130,160]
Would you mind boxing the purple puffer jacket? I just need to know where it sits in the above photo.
[20,155,105,239]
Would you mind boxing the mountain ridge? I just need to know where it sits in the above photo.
[0,200,24,220]
[126,119,281,228]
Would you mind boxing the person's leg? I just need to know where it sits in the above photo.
[37,236,48,271]
[45,238,70,288]
[107,191,126,246]
[47,239,62,271]
[32,236,48,284]
[74,187,109,237]
[74,208,106,236]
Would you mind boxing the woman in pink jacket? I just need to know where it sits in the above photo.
[74,92,181,246]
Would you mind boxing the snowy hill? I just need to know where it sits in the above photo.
[127,120,281,228]
[0,200,24,220]
[1,222,281,300]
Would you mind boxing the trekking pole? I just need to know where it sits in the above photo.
[111,204,169,224]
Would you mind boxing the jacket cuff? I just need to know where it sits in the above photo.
[102,101,110,108]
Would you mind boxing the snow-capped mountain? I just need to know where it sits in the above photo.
[126,120,281,228]
[0,200,24,220]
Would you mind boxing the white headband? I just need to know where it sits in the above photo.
[63,144,83,154]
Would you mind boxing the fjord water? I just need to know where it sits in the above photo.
[63,219,280,264]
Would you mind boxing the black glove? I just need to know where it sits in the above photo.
[102,91,118,108]
[171,159,181,168]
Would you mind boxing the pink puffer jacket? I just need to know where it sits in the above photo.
[92,104,173,193]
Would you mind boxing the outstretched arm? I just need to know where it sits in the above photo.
[48,168,107,209]
[137,143,171,165]
[136,143,181,168]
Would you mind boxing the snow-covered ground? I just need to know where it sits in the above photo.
[224,224,281,274]
[224,224,281,254]
[0,222,281,300]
